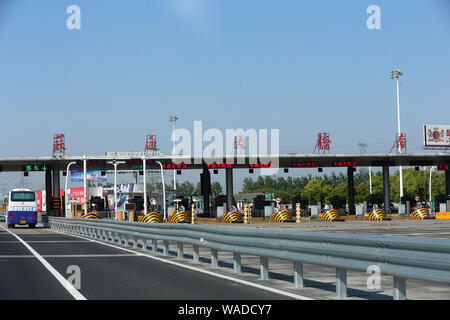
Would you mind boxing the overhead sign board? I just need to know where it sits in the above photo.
[71,170,107,181]
[424,125,450,148]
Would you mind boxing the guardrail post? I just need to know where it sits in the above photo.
[152,239,158,253]
[260,256,269,280]
[233,252,241,273]
[211,249,218,268]
[294,261,304,287]
[124,235,129,247]
[110,232,115,243]
[142,239,147,251]
[177,242,183,258]
[133,236,138,249]
[393,277,406,300]
[336,268,347,298]
[193,245,199,263]
[163,240,169,256]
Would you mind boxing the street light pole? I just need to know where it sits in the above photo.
[391,68,404,199]
[65,161,76,218]
[169,115,178,190]
[83,155,87,216]
[156,161,166,220]
[429,166,436,215]
[108,160,125,220]
[142,156,148,216]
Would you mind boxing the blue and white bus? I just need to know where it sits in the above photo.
[6,188,37,228]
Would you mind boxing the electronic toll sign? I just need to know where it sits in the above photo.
[291,161,318,168]
[162,163,189,170]
[23,164,49,172]
[332,161,358,167]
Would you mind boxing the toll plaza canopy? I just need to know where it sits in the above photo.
[0,153,449,172]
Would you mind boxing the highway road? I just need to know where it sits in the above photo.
[0,222,298,301]
[1,220,449,302]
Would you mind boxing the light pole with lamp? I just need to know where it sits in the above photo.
[142,156,148,217]
[156,161,166,220]
[107,160,125,220]
[64,161,76,218]
[169,115,178,190]
[391,68,405,199]
[83,155,87,216]
[429,166,436,215]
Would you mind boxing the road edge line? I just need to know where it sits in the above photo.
[0,225,87,300]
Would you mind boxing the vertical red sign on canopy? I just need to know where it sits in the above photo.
[145,135,159,154]
[53,134,66,156]
[233,136,247,154]
[396,133,407,151]
[314,132,331,154]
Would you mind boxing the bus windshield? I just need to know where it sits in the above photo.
[10,192,35,202]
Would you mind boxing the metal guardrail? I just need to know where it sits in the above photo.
[47,217,450,300]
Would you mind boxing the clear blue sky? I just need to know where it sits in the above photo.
[0,0,449,191]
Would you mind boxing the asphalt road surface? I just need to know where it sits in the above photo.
[2,220,449,301]
[0,222,297,300]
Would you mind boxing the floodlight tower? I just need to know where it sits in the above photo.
[391,68,404,199]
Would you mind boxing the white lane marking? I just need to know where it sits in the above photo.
[0,254,141,258]
[50,229,315,300]
[0,225,87,300]
[42,254,142,258]
[0,240,91,243]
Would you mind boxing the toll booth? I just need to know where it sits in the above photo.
[329,196,346,216]
[435,194,450,213]
[89,196,105,218]
[291,196,308,217]
[365,194,383,212]
[214,195,227,219]
[251,195,272,219]
[127,196,144,220]
[400,195,416,216]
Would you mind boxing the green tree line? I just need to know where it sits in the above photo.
[241,169,447,204]
[148,181,224,199]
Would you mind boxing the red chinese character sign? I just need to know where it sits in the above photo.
[314,133,331,154]
[233,136,246,154]
[391,133,407,153]
[145,135,159,154]
[53,134,66,156]
[396,133,407,151]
